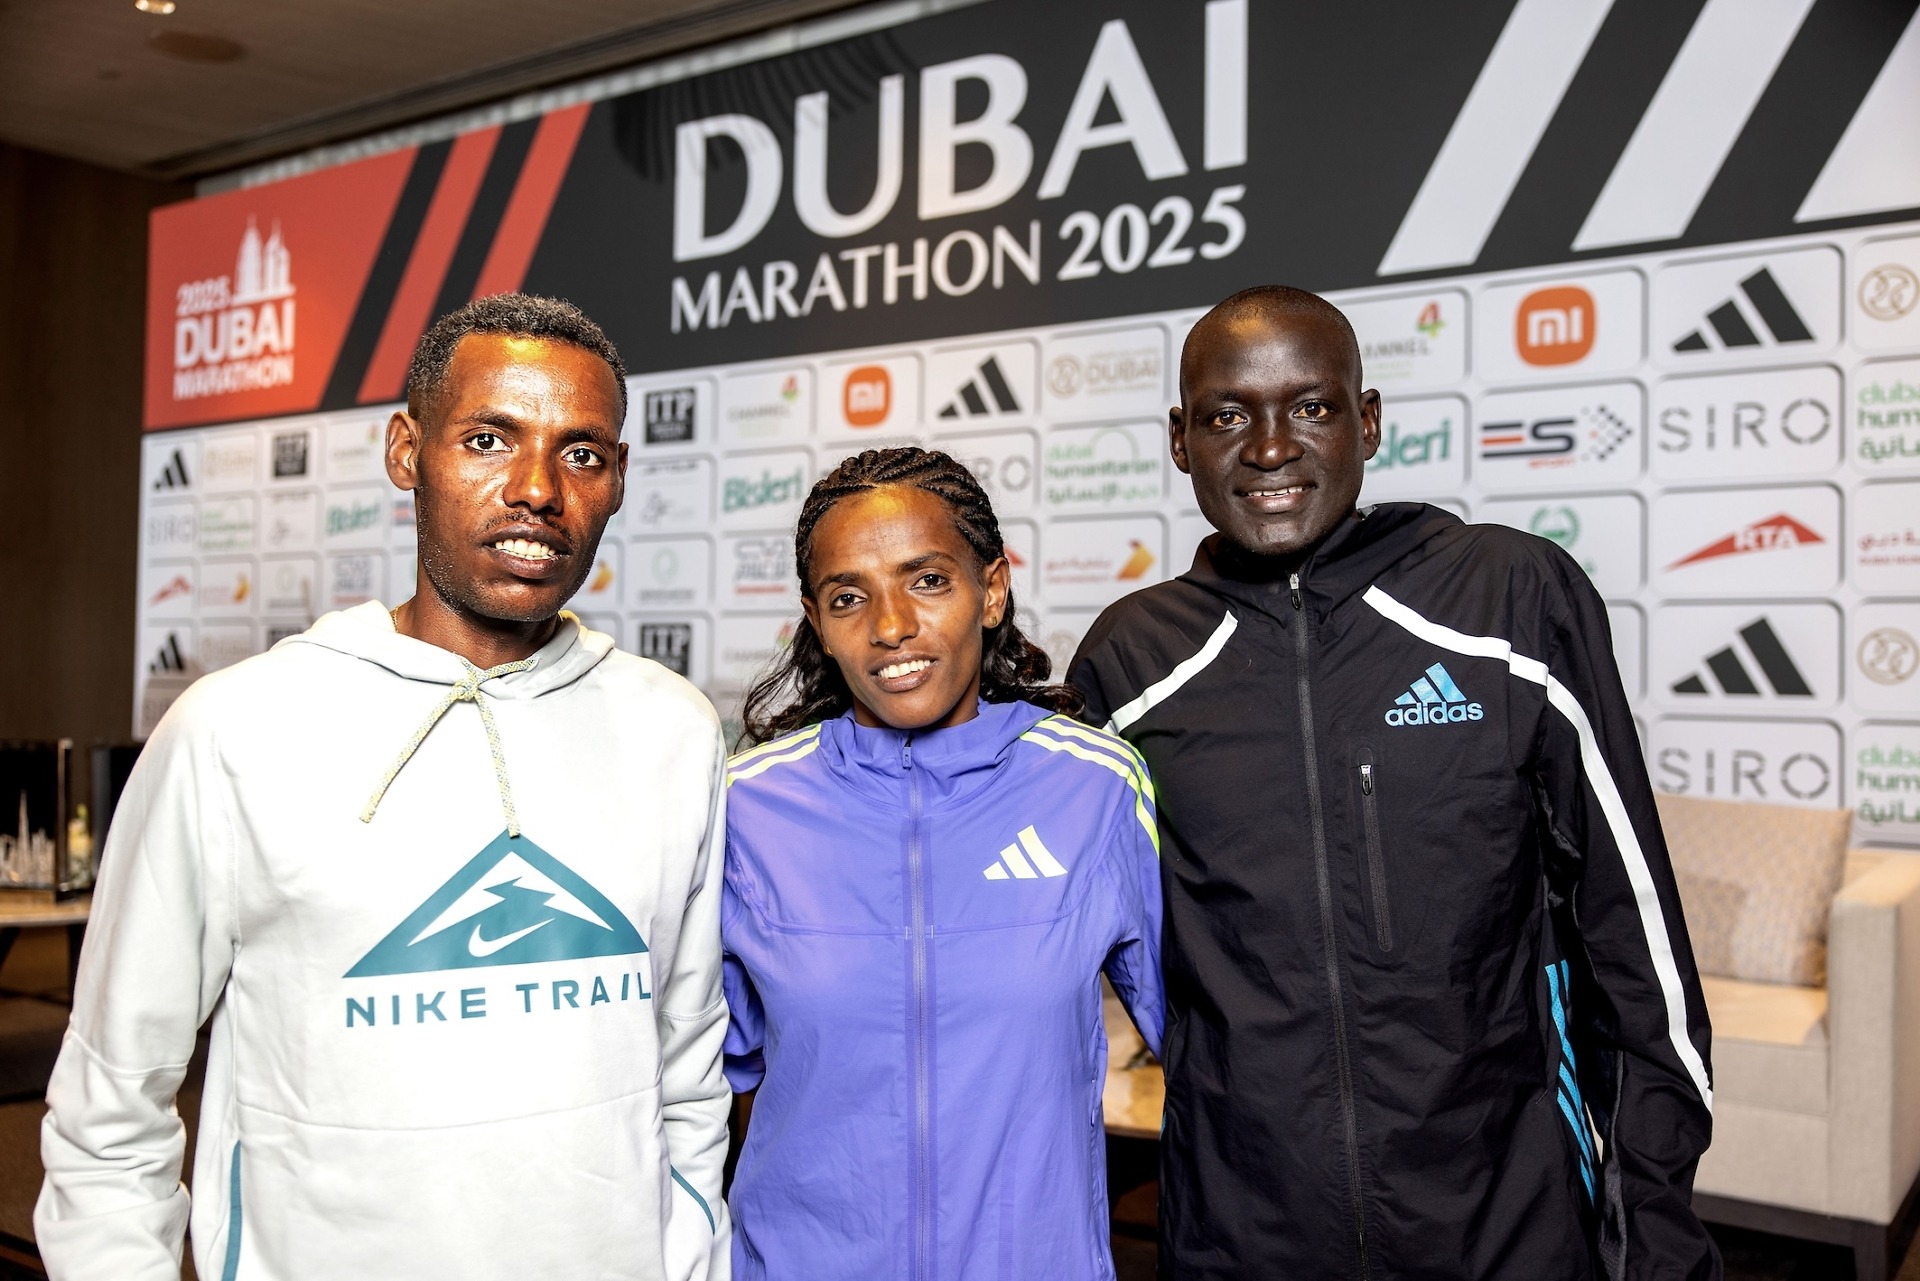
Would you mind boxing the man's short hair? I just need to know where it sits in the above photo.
[406,293,628,425]
[1182,285,1363,396]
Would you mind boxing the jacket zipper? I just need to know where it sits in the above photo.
[1292,572,1370,1279]
[1357,754,1393,952]
[904,736,934,1281]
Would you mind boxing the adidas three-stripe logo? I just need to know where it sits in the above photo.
[983,825,1066,880]
[1383,662,1485,727]
[937,355,1021,419]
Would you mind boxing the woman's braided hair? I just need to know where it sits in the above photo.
[738,447,1083,745]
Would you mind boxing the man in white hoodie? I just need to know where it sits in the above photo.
[38,295,731,1280]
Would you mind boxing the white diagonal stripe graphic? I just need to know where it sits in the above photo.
[1000,843,1039,879]
[1574,0,1814,251]
[984,863,1010,881]
[1797,7,1920,222]
[1017,826,1068,878]
[1107,612,1238,733]
[1378,0,1613,276]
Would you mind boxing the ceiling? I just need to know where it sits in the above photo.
[0,0,854,181]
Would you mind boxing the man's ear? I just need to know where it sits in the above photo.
[385,411,424,492]
[1359,389,1383,462]
[980,556,1011,630]
[1169,404,1191,475]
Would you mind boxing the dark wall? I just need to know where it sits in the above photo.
[0,142,188,747]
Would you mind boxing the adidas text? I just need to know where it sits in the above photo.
[1384,702,1485,727]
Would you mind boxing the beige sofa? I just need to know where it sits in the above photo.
[1691,848,1920,1281]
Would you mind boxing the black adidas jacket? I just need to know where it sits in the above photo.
[1069,503,1717,1281]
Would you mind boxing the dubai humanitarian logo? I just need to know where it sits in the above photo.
[1383,663,1483,727]
[982,825,1067,880]
[1666,514,1824,569]
[1860,264,1918,322]
[1671,267,1813,354]
[346,831,647,977]
[938,355,1022,419]
[1858,628,1917,687]
[842,366,891,427]
[1516,286,1595,366]
[1670,618,1812,698]
[172,217,297,402]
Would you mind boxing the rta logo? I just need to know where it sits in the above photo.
[1516,286,1595,366]
[843,366,891,427]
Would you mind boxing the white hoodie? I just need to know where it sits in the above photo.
[36,603,732,1281]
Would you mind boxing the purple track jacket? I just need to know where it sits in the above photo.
[721,699,1164,1281]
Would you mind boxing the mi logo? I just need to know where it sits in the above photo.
[1516,286,1594,366]
[152,450,191,490]
[843,366,891,427]
[938,355,1022,419]
[1672,267,1813,353]
[982,825,1067,880]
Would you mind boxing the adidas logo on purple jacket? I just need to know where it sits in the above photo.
[721,699,1163,1280]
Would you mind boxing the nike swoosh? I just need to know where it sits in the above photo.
[468,919,551,957]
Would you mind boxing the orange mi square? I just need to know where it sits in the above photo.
[1515,286,1596,366]
[843,366,892,427]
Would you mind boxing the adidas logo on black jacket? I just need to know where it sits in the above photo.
[1069,502,1716,1281]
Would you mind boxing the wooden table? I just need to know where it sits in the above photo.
[0,895,91,999]
[1102,992,1166,1140]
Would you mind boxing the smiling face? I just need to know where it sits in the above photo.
[801,485,1009,733]
[1173,305,1381,561]
[386,333,627,653]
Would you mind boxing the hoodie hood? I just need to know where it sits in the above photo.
[283,601,618,834]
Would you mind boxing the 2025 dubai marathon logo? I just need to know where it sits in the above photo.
[171,219,296,403]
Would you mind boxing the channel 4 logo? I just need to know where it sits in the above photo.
[645,388,697,445]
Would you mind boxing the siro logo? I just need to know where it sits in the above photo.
[346,831,647,977]
[644,387,698,445]
[1383,662,1484,726]
[1516,286,1595,366]
[1667,513,1822,569]
[723,466,805,512]
[1367,415,1452,471]
[639,623,694,676]
[982,825,1067,880]
[843,366,891,427]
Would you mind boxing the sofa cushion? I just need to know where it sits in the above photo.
[1656,792,1850,985]
[1699,974,1828,1114]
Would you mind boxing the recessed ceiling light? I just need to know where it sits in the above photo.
[134,0,176,13]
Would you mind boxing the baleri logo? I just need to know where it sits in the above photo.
[843,366,891,427]
[172,218,297,403]
[1516,286,1595,366]
[722,465,804,513]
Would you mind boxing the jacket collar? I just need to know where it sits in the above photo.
[819,698,1050,810]
[1180,501,1462,623]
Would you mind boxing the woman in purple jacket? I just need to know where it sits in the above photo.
[722,447,1164,1281]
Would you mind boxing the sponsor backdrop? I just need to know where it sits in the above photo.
[138,0,1920,846]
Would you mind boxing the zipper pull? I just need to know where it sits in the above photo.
[901,736,913,769]
[1359,763,1374,796]
[1288,571,1303,612]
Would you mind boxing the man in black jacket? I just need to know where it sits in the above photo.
[1070,287,1717,1280]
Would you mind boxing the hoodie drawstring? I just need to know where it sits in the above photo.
[360,657,537,836]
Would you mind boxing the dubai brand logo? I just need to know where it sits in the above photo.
[172,218,297,402]
[1670,618,1812,698]
[842,365,891,427]
[1383,662,1483,726]
[346,831,647,977]
[1671,267,1813,354]
[1516,286,1595,366]
[1860,264,1918,322]
[1666,513,1824,569]
[1859,627,1917,687]
[982,825,1067,880]
[644,387,698,445]
[938,355,1022,419]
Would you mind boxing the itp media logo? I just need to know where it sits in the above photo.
[1516,287,1595,366]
